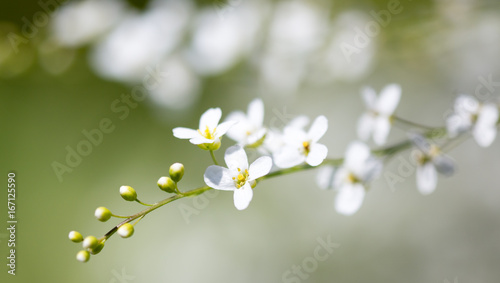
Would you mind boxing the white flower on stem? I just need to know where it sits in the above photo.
[358,84,401,145]
[204,145,272,210]
[409,133,455,195]
[446,95,499,147]
[225,99,267,148]
[334,141,382,215]
[273,116,328,168]
[262,115,310,155]
[173,108,235,150]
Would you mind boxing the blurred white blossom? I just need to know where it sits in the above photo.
[226,99,267,148]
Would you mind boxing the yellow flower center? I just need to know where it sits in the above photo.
[198,126,216,140]
[232,168,249,189]
[347,173,360,183]
[302,141,310,155]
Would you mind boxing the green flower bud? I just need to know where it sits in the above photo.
[120,186,137,201]
[76,250,90,263]
[82,236,99,250]
[117,223,134,238]
[89,242,105,255]
[157,177,176,193]
[68,231,83,243]
[169,163,185,182]
[198,139,221,151]
[94,206,112,222]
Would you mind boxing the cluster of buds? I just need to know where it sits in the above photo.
[69,162,185,262]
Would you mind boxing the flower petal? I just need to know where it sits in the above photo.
[225,111,247,142]
[288,115,310,129]
[283,126,307,144]
[433,155,455,177]
[408,133,431,154]
[477,104,499,127]
[189,136,214,145]
[446,113,470,137]
[273,145,305,168]
[416,162,437,195]
[357,113,374,141]
[172,127,198,139]
[215,120,237,139]
[316,166,336,190]
[358,157,383,182]
[199,107,222,130]
[248,98,264,128]
[307,115,328,143]
[334,183,366,216]
[361,87,377,109]
[455,94,479,115]
[224,145,248,171]
[373,116,391,146]
[248,156,272,181]
[376,84,401,115]
[344,141,370,172]
[473,124,497,148]
[204,165,235,191]
[233,183,253,210]
[306,143,328,166]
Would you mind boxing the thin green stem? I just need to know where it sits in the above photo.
[209,150,219,165]
[393,115,435,130]
[111,214,129,219]
[135,199,154,206]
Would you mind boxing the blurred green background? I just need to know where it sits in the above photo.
[1,0,500,282]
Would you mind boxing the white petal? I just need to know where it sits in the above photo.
[233,183,253,210]
[316,166,336,190]
[433,155,455,177]
[225,111,247,142]
[204,166,235,191]
[224,145,248,171]
[416,162,437,195]
[199,107,222,130]
[215,120,237,139]
[455,95,479,115]
[333,167,349,189]
[248,98,264,127]
[408,133,431,154]
[248,156,273,181]
[273,146,305,168]
[357,113,374,141]
[307,115,328,143]
[361,87,377,109]
[334,183,366,216]
[247,128,267,146]
[306,143,328,166]
[446,114,470,137]
[373,116,391,146]
[172,127,198,139]
[358,157,383,182]
[288,115,310,129]
[344,141,370,172]
[375,84,401,115]
[477,104,499,129]
[473,125,497,147]
[283,126,307,144]
[189,136,214,145]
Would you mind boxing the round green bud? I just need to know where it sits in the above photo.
[117,223,134,238]
[157,176,176,193]
[169,163,185,182]
[76,250,90,263]
[82,236,99,250]
[94,206,112,222]
[120,186,137,201]
[68,231,83,243]
[89,242,105,255]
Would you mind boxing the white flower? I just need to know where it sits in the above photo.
[358,84,401,145]
[262,115,310,155]
[446,95,499,147]
[273,116,328,168]
[225,99,267,148]
[333,141,382,215]
[204,145,272,210]
[409,134,455,195]
[316,165,336,190]
[173,108,235,150]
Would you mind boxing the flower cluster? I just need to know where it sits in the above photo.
[70,90,499,263]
